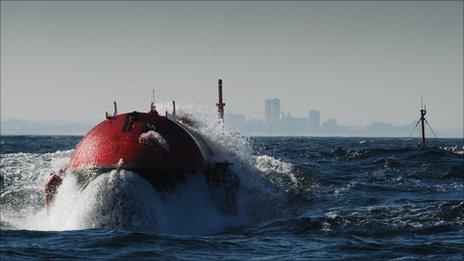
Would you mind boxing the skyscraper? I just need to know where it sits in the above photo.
[265,100,273,125]
[272,98,281,124]
[265,98,281,125]
[309,110,320,133]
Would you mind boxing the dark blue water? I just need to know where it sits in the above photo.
[1,135,463,259]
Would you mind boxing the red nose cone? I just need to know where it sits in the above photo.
[69,111,207,173]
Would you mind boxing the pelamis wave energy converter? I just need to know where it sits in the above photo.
[45,80,239,214]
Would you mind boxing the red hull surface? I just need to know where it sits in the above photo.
[45,110,237,207]
[70,111,219,178]
[63,109,237,212]
[45,80,239,212]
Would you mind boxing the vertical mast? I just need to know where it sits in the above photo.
[150,90,156,112]
[172,100,176,117]
[419,98,426,148]
[216,79,225,120]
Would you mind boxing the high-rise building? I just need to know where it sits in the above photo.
[309,110,320,133]
[265,100,273,125]
[271,98,281,124]
[265,98,281,125]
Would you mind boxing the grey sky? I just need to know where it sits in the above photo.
[1,1,462,131]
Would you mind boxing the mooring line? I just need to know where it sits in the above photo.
[402,119,421,148]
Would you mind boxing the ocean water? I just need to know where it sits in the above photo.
[1,134,463,259]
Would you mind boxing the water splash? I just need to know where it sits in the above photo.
[0,105,299,235]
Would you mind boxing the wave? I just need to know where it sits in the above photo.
[240,200,464,237]
[0,108,302,235]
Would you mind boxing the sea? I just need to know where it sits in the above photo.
[1,135,463,259]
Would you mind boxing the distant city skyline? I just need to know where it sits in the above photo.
[1,95,461,137]
[222,98,460,137]
[0,91,461,137]
[1,102,461,137]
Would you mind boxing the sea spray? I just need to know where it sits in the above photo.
[2,136,463,259]
[0,105,301,235]
[0,150,72,228]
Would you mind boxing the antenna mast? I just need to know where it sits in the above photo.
[150,90,156,112]
[419,98,426,148]
[216,79,225,120]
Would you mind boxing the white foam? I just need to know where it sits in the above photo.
[1,105,300,235]
[139,130,169,150]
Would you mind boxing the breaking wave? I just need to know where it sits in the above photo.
[0,106,301,235]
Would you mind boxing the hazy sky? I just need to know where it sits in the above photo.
[1,1,463,130]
